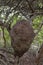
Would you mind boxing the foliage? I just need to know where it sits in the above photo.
[33,16,43,46]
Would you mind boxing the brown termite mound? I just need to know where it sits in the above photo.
[10,20,35,57]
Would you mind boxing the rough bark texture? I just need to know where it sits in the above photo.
[0,48,37,65]
[10,20,35,57]
[18,50,36,65]
[36,44,43,65]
